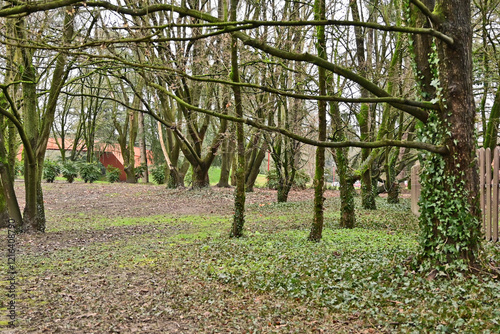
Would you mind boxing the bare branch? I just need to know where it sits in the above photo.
[149,82,448,154]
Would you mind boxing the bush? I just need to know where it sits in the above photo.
[15,161,24,176]
[79,162,102,183]
[61,161,78,183]
[43,160,61,183]
[266,168,311,190]
[150,164,166,184]
[293,169,311,190]
[134,163,147,181]
[106,165,121,183]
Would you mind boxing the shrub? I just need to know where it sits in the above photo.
[61,161,78,183]
[79,162,102,183]
[293,169,311,190]
[134,163,147,181]
[150,164,166,184]
[15,161,24,176]
[43,160,61,183]
[266,168,311,190]
[106,165,121,183]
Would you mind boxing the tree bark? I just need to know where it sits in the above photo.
[245,142,267,192]
[229,0,246,238]
[217,132,234,188]
[138,111,149,183]
[417,0,482,271]
[309,0,327,242]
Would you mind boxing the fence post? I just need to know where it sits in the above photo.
[493,148,499,242]
[486,148,492,241]
[479,148,485,236]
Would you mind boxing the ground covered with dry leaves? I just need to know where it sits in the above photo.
[3,182,366,333]
[1,181,499,333]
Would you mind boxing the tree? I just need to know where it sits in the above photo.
[229,0,246,237]
[410,0,482,273]
[0,0,486,273]
[0,7,76,232]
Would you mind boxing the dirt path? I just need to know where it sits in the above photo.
[14,181,341,218]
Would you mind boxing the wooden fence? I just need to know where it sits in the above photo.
[411,148,499,242]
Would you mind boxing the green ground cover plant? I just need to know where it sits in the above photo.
[3,184,499,333]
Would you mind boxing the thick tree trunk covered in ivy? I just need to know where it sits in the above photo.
[416,0,482,272]
[309,0,326,242]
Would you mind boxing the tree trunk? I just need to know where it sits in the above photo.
[387,182,399,204]
[245,143,267,192]
[417,0,482,271]
[277,182,292,203]
[138,110,149,183]
[192,164,210,189]
[0,192,8,228]
[21,52,40,232]
[230,152,237,187]
[349,0,376,211]
[361,162,376,209]
[0,163,22,229]
[337,147,355,229]
[217,131,234,188]
[229,0,246,238]
[309,0,327,242]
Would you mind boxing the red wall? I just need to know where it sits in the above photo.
[99,152,127,181]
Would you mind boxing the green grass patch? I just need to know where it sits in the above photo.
[208,167,266,187]
[11,192,500,333]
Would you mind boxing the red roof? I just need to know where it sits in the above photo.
[17,138,153,166]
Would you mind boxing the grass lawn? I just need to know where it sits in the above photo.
[1,183,499,333]
[208,167,267,187]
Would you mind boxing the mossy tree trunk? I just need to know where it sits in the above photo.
[350,0,376,210]
[20,50,40,232]
[217,124,234,188]
[229,0,245,238]
[309,0,327,242]
[0,140,22,229]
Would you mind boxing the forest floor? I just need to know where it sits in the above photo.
[1,181,498,333]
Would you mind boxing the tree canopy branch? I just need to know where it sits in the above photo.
[0,106,35,164]
[148,82,448,154]
[410,0,442,25]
